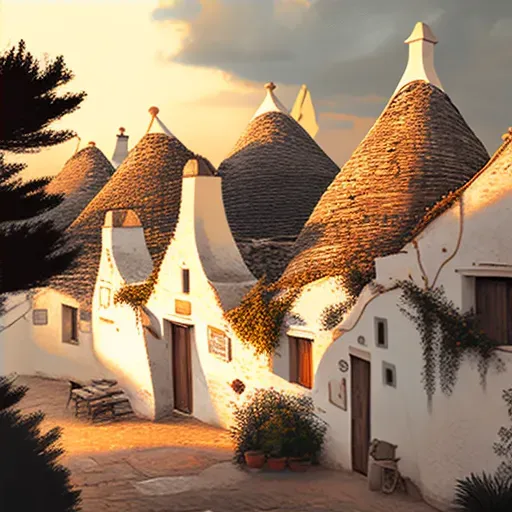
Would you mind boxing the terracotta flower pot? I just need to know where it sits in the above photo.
[288,457,311,472]
[244,450,265,469]
[266,457,287,471]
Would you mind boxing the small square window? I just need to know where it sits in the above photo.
[33,309,48,325]
[182,268,190,294]
[382,361,396,388]
[374,317,388,348]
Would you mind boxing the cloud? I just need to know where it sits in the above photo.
[152,0,512,156]
[152,0,202,22]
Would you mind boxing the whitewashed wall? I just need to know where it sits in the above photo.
[314,148,512,510]
[0,289,106,382]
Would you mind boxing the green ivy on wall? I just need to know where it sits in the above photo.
[397,279,505,404]
[320,261,375,331]
[113,270,158,324]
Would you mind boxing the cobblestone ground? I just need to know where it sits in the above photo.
[16,376,437,512]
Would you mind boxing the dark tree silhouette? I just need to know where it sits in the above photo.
[0,40,85,301]
[0,375,81,511]
[0,40,86,153]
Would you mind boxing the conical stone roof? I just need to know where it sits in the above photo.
[51,131,195,309]
[280,81,490,287]
[219,89,339,280]
[42,145,114,230]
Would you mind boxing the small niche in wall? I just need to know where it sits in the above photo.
[374,317,388,348]
[99,286,111,308]
[182,268,190,294]
[33,309,48,325]
[382,361,397,388]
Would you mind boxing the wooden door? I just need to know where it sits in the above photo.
[171,323,193,414]
[350,356,371,475]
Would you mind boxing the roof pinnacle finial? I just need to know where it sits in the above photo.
[392,21,443,97]
[250,81,288,121]
[502,127,512,141]
[149,106,160,117]
[264,82,276,92]
[118,127,126,135]
[88,141,96,147]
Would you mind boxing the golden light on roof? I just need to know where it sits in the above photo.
[501,127,512,141]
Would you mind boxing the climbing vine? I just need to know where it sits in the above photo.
[493,388,512,481]
[320,261,375,330]
[113,270,158,324]
[224,277,300,357]
[397,279,505,404]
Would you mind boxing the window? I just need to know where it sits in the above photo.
[382,362,397,388]
[475,277,512,345]
[182,268,190,294]
[62,305,78,344]
[374,317,388,348]
[289,336,313,389]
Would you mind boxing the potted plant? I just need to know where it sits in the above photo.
[262,421,287,471]
[244,449,265,469]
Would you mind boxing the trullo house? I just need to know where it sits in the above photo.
[312,127,512,511]
[0,141,115,377]
[267,21,489,408]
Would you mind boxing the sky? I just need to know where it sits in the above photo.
[2,0,511,180]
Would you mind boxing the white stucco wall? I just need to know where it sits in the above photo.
[314,149,512,510]
[0,289,106,382]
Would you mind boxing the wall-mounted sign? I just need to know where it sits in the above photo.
[338,359,349,373]
[357,335,366,345]
[32,309,48,326]
[328,378,347,411]
[208,326,232,362]
[175,299,191,316]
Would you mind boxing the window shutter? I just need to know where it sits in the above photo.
[289,337,298,383]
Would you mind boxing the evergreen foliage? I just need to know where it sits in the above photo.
[0,40,86,153]
[0,375,81,511]
[0,40,84,305]
[453,472,512,511]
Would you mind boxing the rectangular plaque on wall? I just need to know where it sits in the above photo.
[32,309,48,326]
[175,299,191,316]
[207,326,232,362]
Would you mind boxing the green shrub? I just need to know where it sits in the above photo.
[0,375,81,511]
[453,472,512,511]
[230,388,326,464]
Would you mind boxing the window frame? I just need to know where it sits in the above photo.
[62,304,78,345]
[182,268,190,294]
[289,336,313,389]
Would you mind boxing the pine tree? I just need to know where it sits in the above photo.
[0,40,85,153]
[0,375,81,511]
[0,40,86,304]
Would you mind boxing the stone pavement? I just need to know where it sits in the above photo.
[16,376,438,512]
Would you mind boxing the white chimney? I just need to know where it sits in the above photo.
[111,127,129,170]
[393,22,443,96]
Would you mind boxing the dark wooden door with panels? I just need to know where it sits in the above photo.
[164,320,193,414]
[350,355,371,475]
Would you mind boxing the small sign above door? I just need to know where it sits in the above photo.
[175,299,192,316]
[207,326,232,362]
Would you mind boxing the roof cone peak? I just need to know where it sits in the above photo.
[393,21,443,97]
[146,105,175,138]
[251,81,289,121]
[112,126,129,169]
[405,22,438,45]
